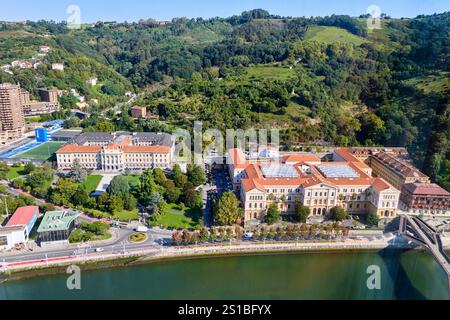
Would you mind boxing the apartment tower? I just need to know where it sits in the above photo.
[0,83,25,144]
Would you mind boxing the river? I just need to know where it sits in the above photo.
[0,249,448,300]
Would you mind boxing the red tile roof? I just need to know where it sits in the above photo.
[374,152,429,179]
[371,178,391,192]
[6,206,38,227]
[57,145,102,153]
[403,183,450,196]
[57,144,170,154]
[282,154,321,164]
[228,148,248,169]
[123,146,170,153]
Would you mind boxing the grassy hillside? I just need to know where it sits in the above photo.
[304,26,368,45]
[404,72,450,94]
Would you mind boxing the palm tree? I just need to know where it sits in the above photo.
[276,226,285,240]
[268,227,276,240]
[260,226,268,240]
[325,224,333,240]
[234,225,243,241]
[332,222,341,239]
[300,223,308,240]
[310,224,317,240]
[210,228,218,242]
[285,224,294,240]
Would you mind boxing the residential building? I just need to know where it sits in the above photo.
[19,87,61,116]
[11,60,32,69]
[0,206,39,250]
[87,77,98,86]
[6,206,39,238]
[56,132,173,172]
[0,83,25,144]
[400,183,450,216]
[37,210,81,246]
[38,88,59,104]
[22,101,60,116]
[228,148,400,223]
[39,46,51,53]
[131,105,147,119]
[370,152,430,191]
[0,225,28,251]
[52,63,64,71]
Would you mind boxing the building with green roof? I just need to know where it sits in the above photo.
[37,210,81,246]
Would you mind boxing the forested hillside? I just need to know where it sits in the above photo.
[0,9,448,189]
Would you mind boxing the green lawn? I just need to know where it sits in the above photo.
[246,64,296,81]
[124,175,141,187]
[13,142,64,160]
[154,204,202,229]
[304,26,368,46]
[113,209,140,222]
[6,166,26,180]
[82,175,102,194]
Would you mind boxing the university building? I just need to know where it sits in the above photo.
[56,132,173,172]
[228,147,400,223]
[400,183,450,216]
[369,152,430,191]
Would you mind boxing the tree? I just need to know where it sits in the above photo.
[147,191,165,210]
[12,178,25,189]
[50,178,78,206]
[367,212,379,227]
[173,164,188,188]
[72,185,89,206]
[172,231,182,245]
[199,227,209,243]
[123,193,137,211]
[213,191,241,226]
[210,228,218,241]
[174,172,188,189]
[106,195,124,213]
[330,206,348,222]
[70,159,87,183]
[23,162,36,174]
[265,203,280,225]
[135,169,158,206]
[107,175,130,197]
[0,162,8,180]
[153,168,167,185]
[27,164,53,195]
[85,221,109,236]
[187,164,207,187]
[163,180,182,203]
[234,225,243,240]
[183,187,201,208]
[295,205,310,223]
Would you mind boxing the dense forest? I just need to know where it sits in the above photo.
[0,9,448,190]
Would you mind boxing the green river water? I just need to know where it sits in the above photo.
[0,249,449,300]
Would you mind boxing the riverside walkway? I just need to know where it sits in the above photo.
[399,215,450,295]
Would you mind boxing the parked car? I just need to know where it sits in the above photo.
[243,232,254,240]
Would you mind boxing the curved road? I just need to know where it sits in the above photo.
[0,228,173,264]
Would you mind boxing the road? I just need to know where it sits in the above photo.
[0,227,173,264]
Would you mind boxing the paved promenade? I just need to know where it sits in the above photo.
[0,235,424,273]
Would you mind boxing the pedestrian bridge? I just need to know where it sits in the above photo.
[399,215,450,295]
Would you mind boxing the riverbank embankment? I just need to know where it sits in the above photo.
[3,235,444,282]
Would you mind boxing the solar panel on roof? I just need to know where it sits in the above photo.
[261,164,299,178]
[317,165,359,178]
